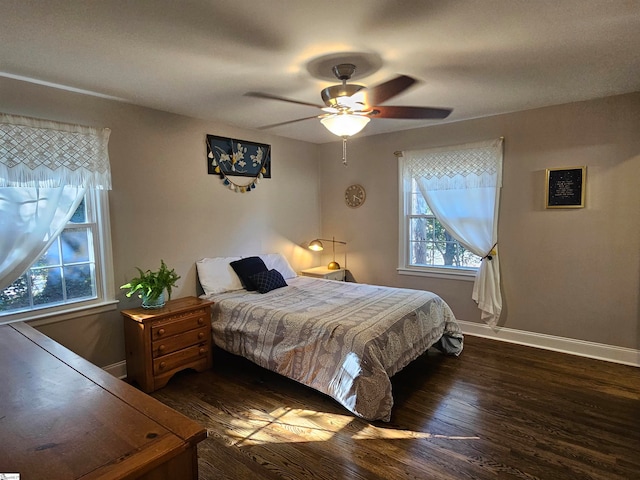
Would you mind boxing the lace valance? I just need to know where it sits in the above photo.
[403,138,503,190]
[0,113,112,189]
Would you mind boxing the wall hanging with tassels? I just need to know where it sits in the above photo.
[206,134,271,193]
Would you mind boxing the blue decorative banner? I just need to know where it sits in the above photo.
[206,134,271,178]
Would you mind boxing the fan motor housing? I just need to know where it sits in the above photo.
[321,84,365,107]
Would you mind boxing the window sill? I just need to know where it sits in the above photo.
[1,300,120,327]
[397,267,477,282]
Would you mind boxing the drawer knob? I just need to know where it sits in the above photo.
[199,348,206,355]
[197,317,204,325]
[198,332,204,339]
[159,361,166,370]
[158,328,165,336]
[158,345,166,353]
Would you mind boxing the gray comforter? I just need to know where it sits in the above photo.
[208,276,463,421]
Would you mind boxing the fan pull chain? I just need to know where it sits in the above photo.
[342,137,348,166]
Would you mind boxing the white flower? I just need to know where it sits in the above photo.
[250,147,264,167]
[232,143,247,164]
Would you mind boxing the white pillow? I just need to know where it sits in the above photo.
[257,253,297,280]
[196,257,243,295]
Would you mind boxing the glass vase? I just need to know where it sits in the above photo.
[142,291,165,309]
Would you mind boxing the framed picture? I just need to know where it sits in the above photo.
[206,134,271,178]
[545,166,586,209]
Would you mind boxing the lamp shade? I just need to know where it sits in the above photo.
[308,239,324,251]
[321,114,370,137]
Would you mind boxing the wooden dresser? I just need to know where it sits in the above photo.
[122,296,213,393]
[0,322,206,479]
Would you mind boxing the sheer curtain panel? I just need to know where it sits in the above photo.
[404,138,503,326]
[0,113,111,290]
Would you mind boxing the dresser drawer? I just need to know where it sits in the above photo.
[151,310,209,340]
[153,343,210,375]
[152,326,209,358]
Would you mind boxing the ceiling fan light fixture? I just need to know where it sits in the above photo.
[249,62,452,144]
[321,114,370,137]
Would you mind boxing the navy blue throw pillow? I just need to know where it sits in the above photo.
[250,269,288,294]
[230,256,268,291]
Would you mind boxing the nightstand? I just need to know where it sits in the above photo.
[300,266,346,281]
[122,296,214,393]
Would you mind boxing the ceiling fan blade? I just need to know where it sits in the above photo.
[245,92,324,109]
[371,105,452,119]
[256,115,320,130]
[364,75,417,106]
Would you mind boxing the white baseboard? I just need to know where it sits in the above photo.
[457,320,640,368]
[100,325,639,378]
[103,360,127,379]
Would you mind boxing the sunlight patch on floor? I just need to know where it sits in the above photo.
[224,406,479,446]
[225,406,353,446]
[352,424,480,441]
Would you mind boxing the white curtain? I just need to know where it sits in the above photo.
[404,138,503,326]
[0,113,111,291]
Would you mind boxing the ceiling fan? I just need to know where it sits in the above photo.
[246,63,452,137]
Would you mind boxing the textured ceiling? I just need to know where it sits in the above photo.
[2,0,639,143]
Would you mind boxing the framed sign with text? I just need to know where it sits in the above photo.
[545,166,586,209]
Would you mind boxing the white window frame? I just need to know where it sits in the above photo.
[397,159,478,282]
[0,189,117,326]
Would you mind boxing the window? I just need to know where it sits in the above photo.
[406,178,481,270]
[1,113,114,324]
[398,138,503,280]
[398,138,503,325]
[0,188,114,321]
[400,177,481,277]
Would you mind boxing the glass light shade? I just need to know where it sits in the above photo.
[321,114,370,137]
[308,239,324,251]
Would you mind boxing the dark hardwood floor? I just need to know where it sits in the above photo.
[151,336,640,480]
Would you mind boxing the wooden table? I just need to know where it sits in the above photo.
[0,322,206,479]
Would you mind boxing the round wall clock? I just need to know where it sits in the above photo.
[345,184,366,208]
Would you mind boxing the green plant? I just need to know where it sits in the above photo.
[120,260,180,302]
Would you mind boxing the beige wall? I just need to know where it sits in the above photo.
[318,92,640,350]
[1,76,322,366]
[3,74,638,364]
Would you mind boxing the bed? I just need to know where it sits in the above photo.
[197,254,463,422]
